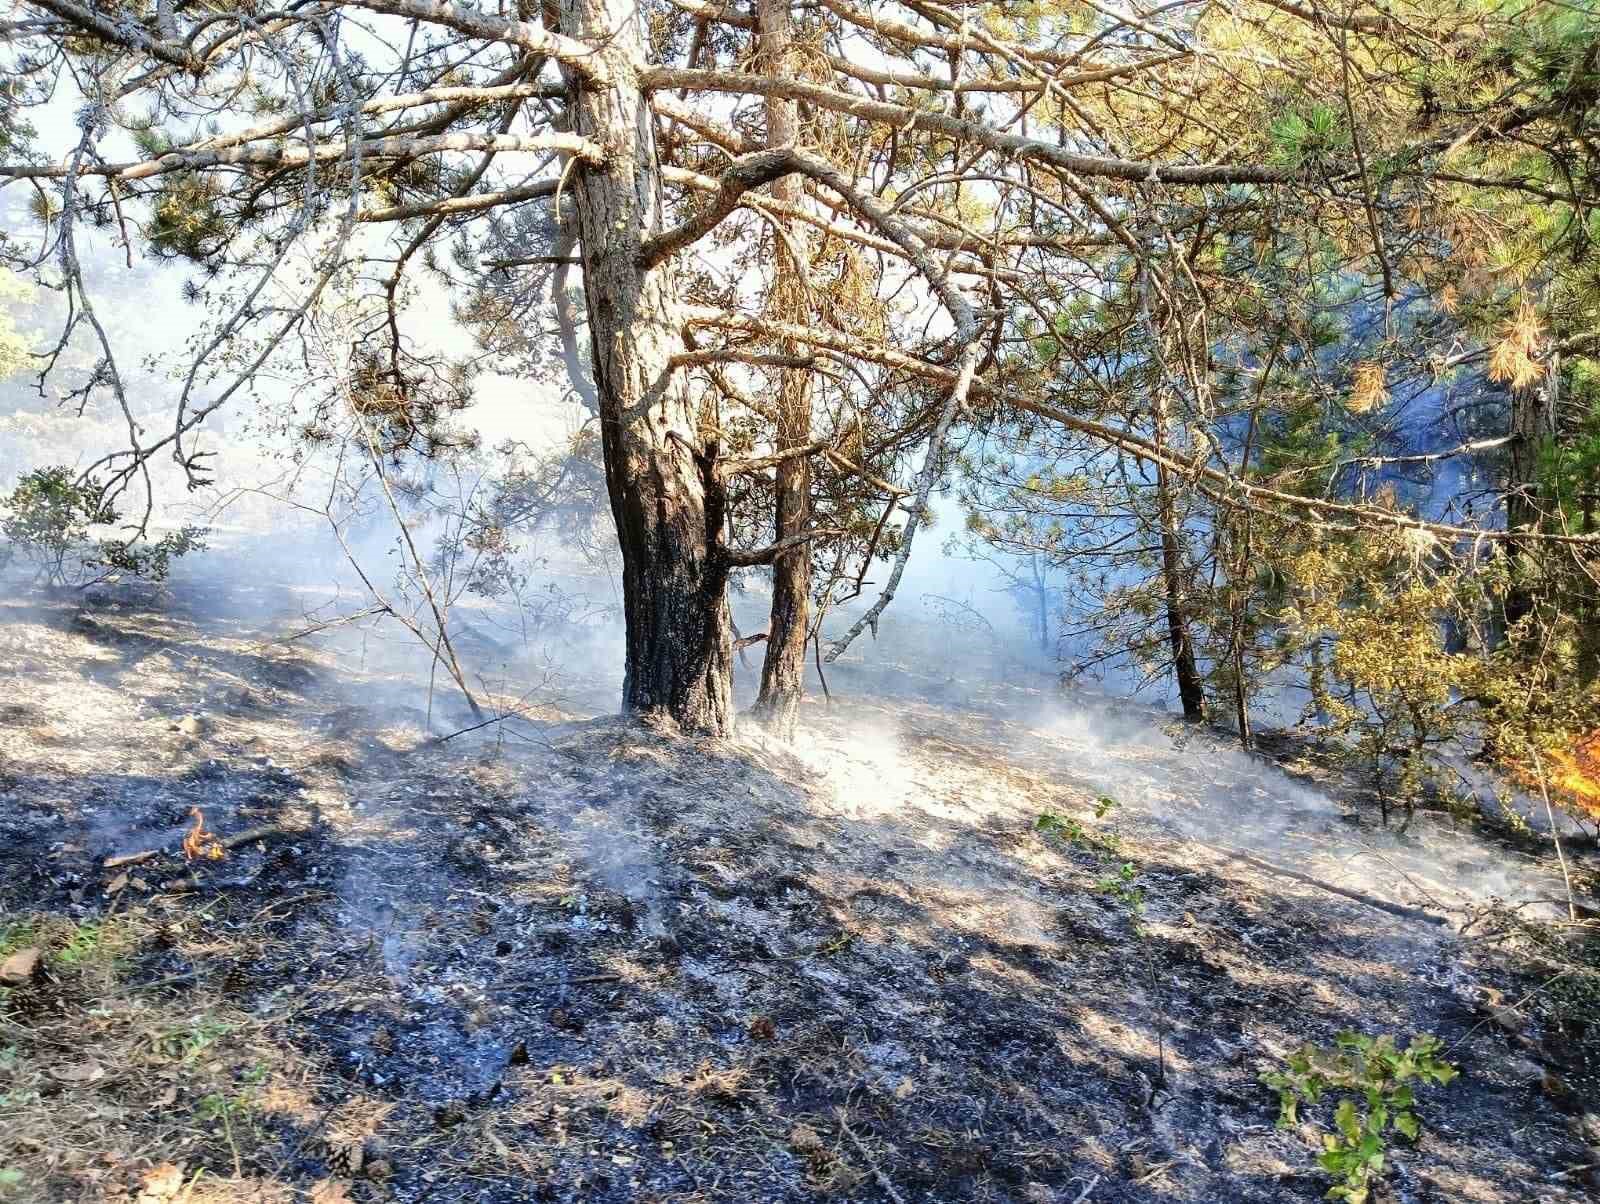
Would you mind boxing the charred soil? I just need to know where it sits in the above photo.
[0,581,1597,1203]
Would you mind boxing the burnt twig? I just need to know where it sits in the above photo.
[511,972,622,989]
[103,824,291,870]
[835,1109,907,1204]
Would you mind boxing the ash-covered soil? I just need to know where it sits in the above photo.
[1,579,1596,1204]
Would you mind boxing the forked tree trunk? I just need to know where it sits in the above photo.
[562,0,733,733]
[749,0,813,738]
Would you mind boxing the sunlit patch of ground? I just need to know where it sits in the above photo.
[0,578,1596,1203]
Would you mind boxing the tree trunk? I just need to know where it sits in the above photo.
[1158,489,1205,723]
[1227,514,1254,749]
[561,0,733,734]
[1033,557,1051,654]
[749,0,813,737]
[1231,617,1252,750]
[1504,350,1559,628]
[1153,399,1205,722]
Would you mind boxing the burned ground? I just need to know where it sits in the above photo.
[1,581,1596,1203]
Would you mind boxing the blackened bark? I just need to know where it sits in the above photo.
[1159,497,1206,723]
[749,0,812,737]
[561,0,733,733]
[1153,399,1205,722]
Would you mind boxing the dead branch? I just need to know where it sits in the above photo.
[1201,843,1454,927]
[512,972,623,989]
[103,824,291,870]
[835,1109,908,1204]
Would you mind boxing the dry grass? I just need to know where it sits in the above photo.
[0,908,339,1204]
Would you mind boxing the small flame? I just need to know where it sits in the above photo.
[1550,729,1600,818]
[181,807,225,862]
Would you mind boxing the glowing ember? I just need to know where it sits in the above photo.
[181,807,226,862]
[1550,729,1600,818]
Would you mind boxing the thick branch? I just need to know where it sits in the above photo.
[344,0,607,81]
[359,180,559,222]
[23,0,202,72]
[723,527,848,567]
[827,49,1191,94]
[640,148,801,267]
[641,68,1291,186]
[3,133,604,181]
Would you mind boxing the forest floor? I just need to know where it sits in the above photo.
[1,577,1598,1204]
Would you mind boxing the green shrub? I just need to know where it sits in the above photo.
[1262,1032,1458,1202]
[1,466,206,587]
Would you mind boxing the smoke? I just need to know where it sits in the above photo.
[2,230,1576,937]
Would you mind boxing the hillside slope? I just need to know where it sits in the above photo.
[0,580,1595,1204]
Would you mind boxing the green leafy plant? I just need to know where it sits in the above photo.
[1261,1032,1458,1202]
[1095,861,1145,914]
[1,467,116,585]
[1035,809,1085,842]
[1036,802,1123,856]
[1,465,206,587]
[1037,800,1146,920]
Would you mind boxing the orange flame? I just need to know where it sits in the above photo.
[181,807,226,862]
[1549,729,1600,819]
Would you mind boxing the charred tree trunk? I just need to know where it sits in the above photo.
[1226,511,1254,750]
[1158,481,1206,723]
[562,0,733,734]
[1153,399,1205,722]
[749,0,813,737]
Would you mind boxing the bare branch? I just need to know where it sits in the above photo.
[3,132,604,182]
[642,67,1292,186]
[343,0,608,80]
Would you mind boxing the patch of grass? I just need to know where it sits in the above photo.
[0,909,316,1202]
[2,915,127,968]
[53,919,111,968]
[0,920,38,959]
[149,1015,236,1063]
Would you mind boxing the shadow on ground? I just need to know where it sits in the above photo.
[0,580,1595,1204]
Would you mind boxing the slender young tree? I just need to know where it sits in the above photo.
[746,0,813,735]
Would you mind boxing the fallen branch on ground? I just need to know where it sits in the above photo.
[512,972,623,988]
[1202,843,1453,927]
[103,824,291,870]
[836,1109,908,1204]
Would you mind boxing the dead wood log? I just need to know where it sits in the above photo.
[1203,843,1453,927]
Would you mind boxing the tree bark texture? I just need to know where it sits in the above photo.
[562,0,733,733]
[750,0,814,737]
